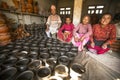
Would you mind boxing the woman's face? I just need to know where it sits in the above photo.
[51,9,56,15]
[66,18,71,24]
[101,14,111,26]
[82,16,90,25]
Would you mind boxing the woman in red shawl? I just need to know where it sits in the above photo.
[88,13,116,54]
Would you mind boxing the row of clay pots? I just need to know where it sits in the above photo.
[21,4,39,13]
[0,14,11,46]
[0,47,77,64]
[12,0,39,13]
[0,62,85,80]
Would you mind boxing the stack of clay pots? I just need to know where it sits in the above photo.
[26,0,33,13]
[1,1,9,9]
[12,0,19,9]
[33,1,39,14]
[0,13,11,46]
[20,0,26,12]
[12,0,39,14]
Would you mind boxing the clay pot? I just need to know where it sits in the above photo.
[16,65,28,72]
[30,46,39,52]
[12,0,19,9]
[40,48,48,52]
[64,44,71,48]
[46,58,57,66]
[58,56,70,66]
[31,43,38,47]
[1,2,9,9]
[0,40,11,46]
[27,0,33,4]
[14,45,22,49]
[55,64,69,78]
[16,58,29,72]
[21,4,26,12]
[52,41,58,44]
[15,70,34,80]
[37,67,51,79]
[26,4,33,13]
[0,18,5,24]
[16,51,28,59]
[0,54,6,63]
[60,47,66,52]
[51,46,57,50]
[47,39,53,43]
[70,47,78,52]
[64,52,77,60]
[45,58,57,70]
[49,50,61,59]
[28,60,42,71]
[22,47,30,52]
[71,63,86,74]
[0,33,11,41]
[0,67,17,80]
[34,5,39,14]
[16,58,29,65]
[46,42,52,47]
[56,44,61,47]
[28,51,38,61]
[39,52,50,60]
[49,76,63,80]
[20,0,25,4]
[6,44,14,48]
[39,43,45,48]
[11,49,20,54]
[0,25,9,33]
[2,56,17,68]
[70,63,86,78]
[0,13,7,21]
[60,51,66,56]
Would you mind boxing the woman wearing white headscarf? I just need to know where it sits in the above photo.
[46,5,62,39]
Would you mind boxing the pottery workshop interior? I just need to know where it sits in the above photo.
[0,0,120,80]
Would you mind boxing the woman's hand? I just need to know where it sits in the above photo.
[91,42,95,48]
[63,32,70,40]
[74,37,79,42]
[79,36,85,42]
[63,33,66,40]
[63,33,68,40]
[102,43,108,49]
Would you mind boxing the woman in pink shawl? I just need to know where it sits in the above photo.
[57,17,74,43]
[72,15,92,51]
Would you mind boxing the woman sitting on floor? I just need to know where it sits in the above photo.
[57,17,74,43]
[88,13,116,54]
[72,15,92,51]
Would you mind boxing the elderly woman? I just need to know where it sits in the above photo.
[46,5,62,39]
[72,15,92,51]
[88,13,116,54]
